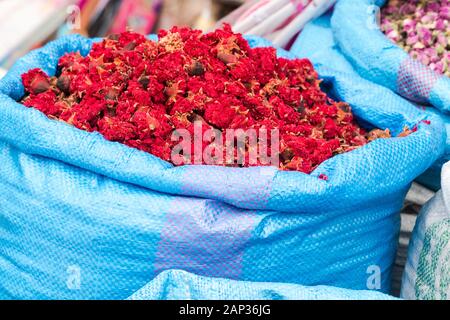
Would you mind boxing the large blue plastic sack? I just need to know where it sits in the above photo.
[128,270,397,300]
[331,0,450,113]
[291,11,450,191]
[0,34,445,299]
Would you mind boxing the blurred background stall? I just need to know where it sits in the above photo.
[0,0,338,73]
[0,0,243,72]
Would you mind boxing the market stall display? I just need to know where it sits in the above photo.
[291,0,450,191]
[331,0,450,112]
[0,28,445,298]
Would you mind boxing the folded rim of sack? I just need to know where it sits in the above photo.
[0,34,446,213]
[128,269,399,300]
[331,0,450,113]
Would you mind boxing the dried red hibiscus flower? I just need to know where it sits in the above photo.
[21,25,408,174]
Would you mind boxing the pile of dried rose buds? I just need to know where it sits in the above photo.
[381,0,450,77]
[21,25,397,173]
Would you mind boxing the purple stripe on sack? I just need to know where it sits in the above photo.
[153,197,261,279]
[397,57,440,104]
[175,166,277,209]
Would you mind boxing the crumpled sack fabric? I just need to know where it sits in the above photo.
[128,270,398,300]
[401,162,450,300]
[290,10,450,191]
[0,34,445,299]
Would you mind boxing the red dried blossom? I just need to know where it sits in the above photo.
[20,25,408,173]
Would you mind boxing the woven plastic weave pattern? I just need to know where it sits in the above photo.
[0,34,445,299]
[128,270,398,300]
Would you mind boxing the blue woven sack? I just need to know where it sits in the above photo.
[128,269,397,300]
[0,34,445,299]
[291,9,450,191]
[331,0,450,190]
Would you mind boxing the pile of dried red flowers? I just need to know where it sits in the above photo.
[21,25,401,173]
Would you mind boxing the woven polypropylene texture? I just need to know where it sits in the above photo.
[0,34,445,299]
[401,162,450,300]
[331,0,450,113]
[291,12,450,191]
[128,270,398,300]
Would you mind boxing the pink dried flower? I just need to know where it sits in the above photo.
[381,0,450,77]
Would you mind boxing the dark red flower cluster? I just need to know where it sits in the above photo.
[21,25,397,173]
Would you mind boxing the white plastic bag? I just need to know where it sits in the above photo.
[401,162,450,300]
[216,0,336,47]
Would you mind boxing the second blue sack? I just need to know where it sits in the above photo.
[0,34,445,299]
